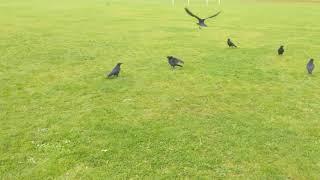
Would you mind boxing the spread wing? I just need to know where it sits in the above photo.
[205,11,221,20]
[185,8,201,20]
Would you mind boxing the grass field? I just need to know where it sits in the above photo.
[1,0,320,178]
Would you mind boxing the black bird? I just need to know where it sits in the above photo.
[278,45,284,55]
[106,63,123,78]
[306,59,315,74]
[227,38,237,48]
[184,8,221,28]
[167,56,184,68]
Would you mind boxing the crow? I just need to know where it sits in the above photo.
[184,8,221,29]
[306,59,315,74]
[167,56,184,68]
[106,63,123,78]
[227,38,237,48]
[278,45,284,55]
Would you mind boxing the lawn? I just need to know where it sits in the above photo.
[1,0,320,178]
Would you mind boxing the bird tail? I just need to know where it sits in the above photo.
[178,60,184,64]
[107,73,113,78]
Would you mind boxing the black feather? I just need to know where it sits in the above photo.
[107,63,123,78]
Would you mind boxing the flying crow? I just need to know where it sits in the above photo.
[184,8,221,28]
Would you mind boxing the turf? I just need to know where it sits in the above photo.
[1,0,320,178]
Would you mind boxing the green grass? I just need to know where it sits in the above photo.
[1,0,320,178]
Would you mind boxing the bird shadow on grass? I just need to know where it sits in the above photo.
[305,73,317,78]
[226,48,240,50]
[105,76,126,80]
[169,67,184,71]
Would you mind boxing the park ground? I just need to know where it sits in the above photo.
[1,0,320,178]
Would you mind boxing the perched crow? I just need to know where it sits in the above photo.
[227,38,237,48]
[278,45,284,55]
[306,59,315,74]
[106,63,123,78]
[184,8,221,28]
[167,56,184,68]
